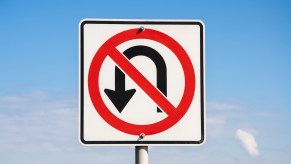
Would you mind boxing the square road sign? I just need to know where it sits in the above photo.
[79,19,205,145]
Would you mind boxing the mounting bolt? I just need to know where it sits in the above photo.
[139,133,145,139]
[139,26,145,32]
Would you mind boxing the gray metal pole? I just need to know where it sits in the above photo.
[135,146,148,164]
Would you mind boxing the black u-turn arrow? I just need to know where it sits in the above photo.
[105,45,167,113]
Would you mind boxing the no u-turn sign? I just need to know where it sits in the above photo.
[79,19,205,145]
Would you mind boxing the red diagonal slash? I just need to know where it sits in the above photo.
[107,47,175,116]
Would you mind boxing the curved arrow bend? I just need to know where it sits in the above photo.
[104,45,167,113]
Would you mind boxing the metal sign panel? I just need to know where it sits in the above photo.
[79,19,205,145]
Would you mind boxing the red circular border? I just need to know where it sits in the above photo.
[88,28,195,135]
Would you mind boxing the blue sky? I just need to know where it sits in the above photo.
[0,0,291,164]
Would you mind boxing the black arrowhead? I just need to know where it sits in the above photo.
[104,67,135,113]
[104,88,136,113]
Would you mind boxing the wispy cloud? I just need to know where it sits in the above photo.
[236,129,260,157]
[0,91,49,110]
[207,116,225,125]
[207,101,242,111]
[206,100,244,139]
[0,91,78,153]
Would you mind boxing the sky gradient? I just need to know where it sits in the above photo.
[0,0,291,164]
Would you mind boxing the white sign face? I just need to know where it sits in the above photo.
[79,19,205,145]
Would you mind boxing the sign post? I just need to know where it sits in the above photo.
[135,146,148,164]
[79,19,205,147]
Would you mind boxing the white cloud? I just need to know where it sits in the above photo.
[236,129,260,157]
[206,100,244,139]
[207,101,242,111]
[0,91,49,110]
[0,91,78,153]
[207,116,225,125]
